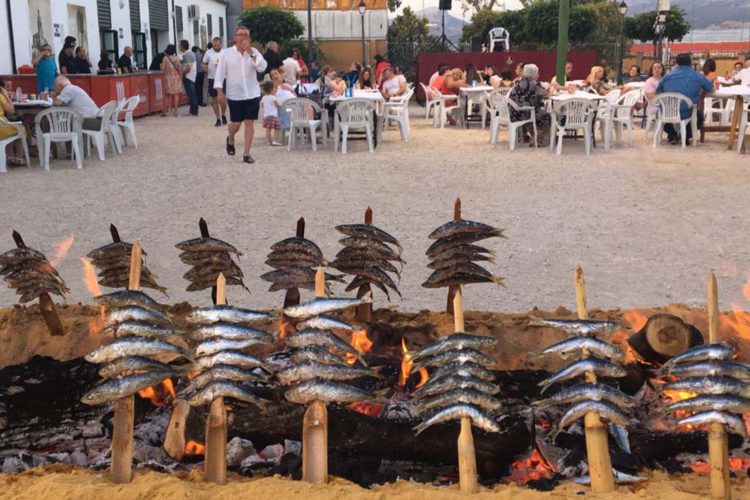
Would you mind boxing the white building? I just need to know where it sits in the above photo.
[1,0,230,74]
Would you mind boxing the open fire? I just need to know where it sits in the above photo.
[184,440,206,456]
[506,448,557,485]
[398,338,428,388]
[345,329,373,365]
[137,378,176,406]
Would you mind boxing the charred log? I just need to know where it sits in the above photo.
[628,314,703,364]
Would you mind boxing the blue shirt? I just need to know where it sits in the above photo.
[656,65,713,119]
[36,57,57,94]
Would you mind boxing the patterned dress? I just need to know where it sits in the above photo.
[162,55,183,95]
[508,78,550,127]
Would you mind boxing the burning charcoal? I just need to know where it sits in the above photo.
[82,420,104,438]
[226,437,255,467]
[132,442,167,464]
[69,449,89,466]
[2,456,23,473]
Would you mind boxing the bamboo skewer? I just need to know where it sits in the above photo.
[355,207,373,324]
[446,197,462,315]
[204,273,228,485]
[110,241,141,484]
[302,267,328,483]
[707,273,730,500]
[575,266,615,493]
[453,287,479,494]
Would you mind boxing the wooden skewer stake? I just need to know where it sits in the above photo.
[446,197,462,315]
[110,241,141,484]
[283,217,305,308]
[205,273,228,484]
[356,207,373,323]
[453,286,479,494]
[575,265,615,493]
[707,272,731,500]
[302,267,329,484]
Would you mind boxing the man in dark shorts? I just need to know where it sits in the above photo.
[214,26,267,164]
[202,36,227,126]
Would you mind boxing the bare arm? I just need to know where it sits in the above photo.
[0,90,14,114]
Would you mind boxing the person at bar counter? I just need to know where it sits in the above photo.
[98,51,115,74]
[214,25,267,164]
[118,47,134,73]
[72,47,92,74]
[58,37,76,75]
[32,44,57,95]
[52,76,100,130]
[179,40,198,116]
[203,36,227,127]
[656,53,714,145]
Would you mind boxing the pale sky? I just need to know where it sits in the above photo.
[396,0,525,21]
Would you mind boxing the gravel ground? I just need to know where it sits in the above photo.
[1,105,750,313]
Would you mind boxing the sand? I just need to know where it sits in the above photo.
[1,106,750,314]
[0,465,747,500]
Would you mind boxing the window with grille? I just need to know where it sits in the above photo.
[207,14,212,37]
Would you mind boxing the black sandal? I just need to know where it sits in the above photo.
[242,155,254,164]
[226,137,235,156]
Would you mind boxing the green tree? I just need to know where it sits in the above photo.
[460,8,501,44]
[624,7,690,43]
[238,7,304,46]
[388,0,401,12]
[388,7,430,45]
[524,1,596,46]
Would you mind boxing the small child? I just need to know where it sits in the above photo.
[260,80,282,146]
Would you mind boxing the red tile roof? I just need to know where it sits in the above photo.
[631,41,750,54]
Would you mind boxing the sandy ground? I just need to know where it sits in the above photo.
[1,105,750,313]
[1,466,748,500]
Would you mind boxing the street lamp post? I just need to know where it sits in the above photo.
[358,0,367,68]
[655,0,670,65]
[616,0,628,85]
[307,0,313,67]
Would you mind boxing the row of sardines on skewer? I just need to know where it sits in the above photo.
[1,210,506,303]
[80,286,378,410]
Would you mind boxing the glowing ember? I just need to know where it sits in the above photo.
[80,257,102,297]
[345,329,373,365]
[398,338,429,388]
[184,440,206,455]
[137,378,175,406]
[346,401,384,417]
[663,390,697,428]
[689,458,750,474]
[622,309,648,332]
[49,234,75,268]
[506,448,557,485]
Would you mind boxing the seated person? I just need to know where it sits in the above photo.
[357,67,377,90]
[482,65,502,89]
[585,65,613,95]
[550,61,574,90]
[622,65,644,84]
[429,63,447,87]
[98,51,115,73]
[429,65,449,91]
[509,64,551,146]
[381,67,407,99]
[52,76,101,129]
[499,70,514,87]
[656,53,714,144]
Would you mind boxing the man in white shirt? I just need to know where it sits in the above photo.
[179,40,199,116]
[736,59,750,86]
[202,36,227,126]
[52,75,100,129]
[281,49,301,85]
[214,25,268,164]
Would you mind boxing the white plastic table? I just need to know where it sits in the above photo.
[326,91,384,148]
[458,85,493,128]
[705,86,750,151]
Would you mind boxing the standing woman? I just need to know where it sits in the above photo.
[161,45,183,117]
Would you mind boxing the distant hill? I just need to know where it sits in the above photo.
[626,0,750,31]
[416,7,468,44]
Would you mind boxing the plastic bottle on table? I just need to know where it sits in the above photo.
[16,87,22,102]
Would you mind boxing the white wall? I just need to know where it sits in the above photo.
[296,9,387,41]
[173,0,228,50]
[0,0,12,73]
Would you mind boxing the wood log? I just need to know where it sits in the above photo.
[164,399,190,460]
[627,314,703,364]
[575,265,615,494]
[302,267,329,483]
[205,273,228,484]
[707,273,730,500]
[111,242,141,484]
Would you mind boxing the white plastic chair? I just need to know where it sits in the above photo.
[108,99,128,154]
[612,90,641,146]
[420,82,438,120]
[334,98,375,154]
[0,122,30,173]
[283,97,328,152]
[381,87,413,142]
[488,27,510,52]
[82,101,118,161]
[652,93,698,148]
[35,108,83,170]
[428,87,459,128]
[736,97,749,154]
[594,89,621,149]
[116,95,140,148]
[489,95,537,151]
[704,97,734,126]
[551,98,596,155]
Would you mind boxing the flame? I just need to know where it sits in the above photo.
[49,234,75,268]
[622,309,648,332]
[184,440,205,455]
[398,338,429,388]
[346,401,384,417]
[690,458,750,474]
[345,329,373,365]
[278,318,295,341]
[137,378,175,407]
[506,448,557,485]
[80,257,102,296]
[722,309,750,342]
[663,390,697,428]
